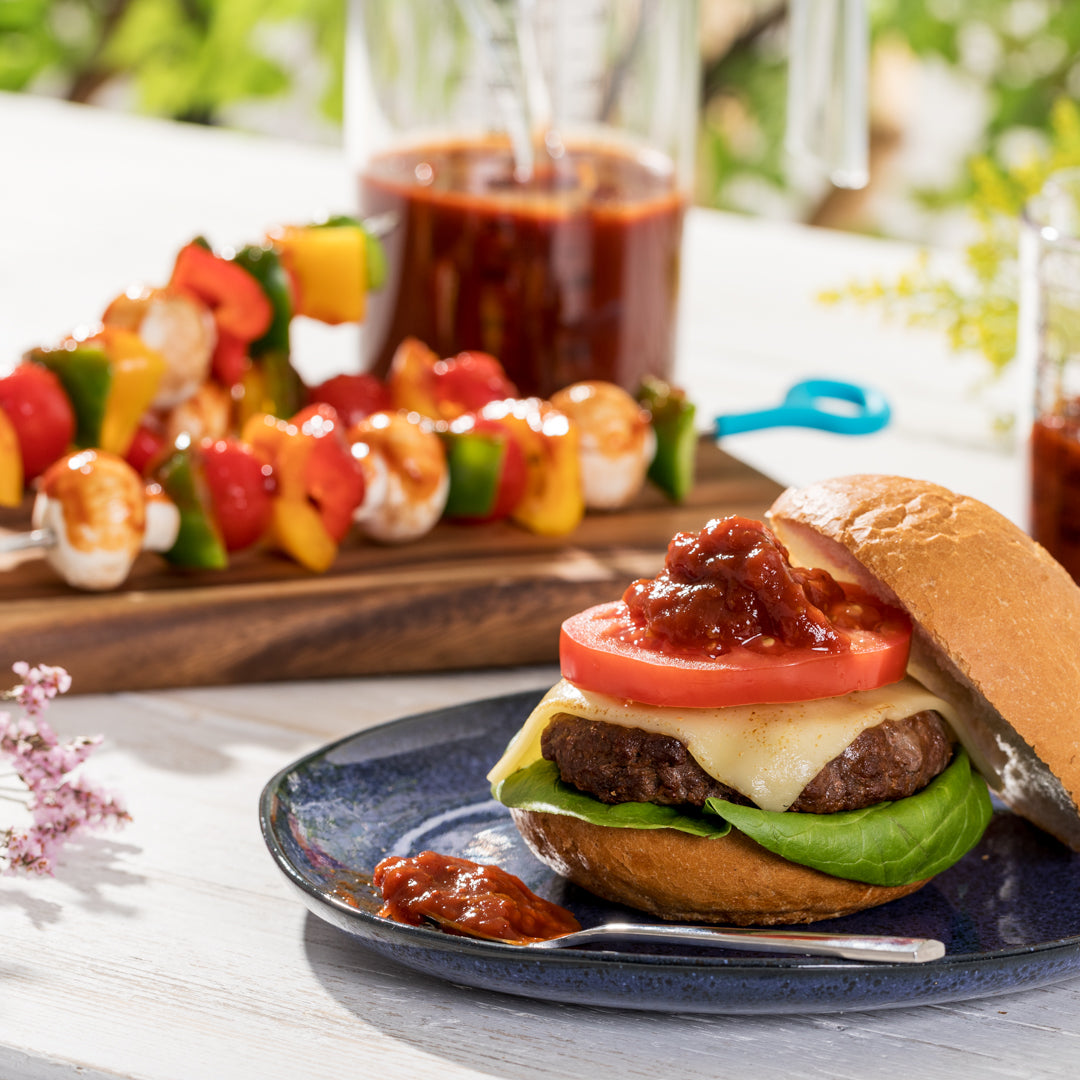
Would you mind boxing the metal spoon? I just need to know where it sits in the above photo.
[421,912,944,963]
[526,923,945,963]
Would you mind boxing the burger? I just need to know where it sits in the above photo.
[487,475,1080,925]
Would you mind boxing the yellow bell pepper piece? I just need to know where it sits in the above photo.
[270,225,366,325]
[93,328,166,456]
[0,407,24,507]
[268,497,339,573]
[241,412,339,572]
[484,398,584,536]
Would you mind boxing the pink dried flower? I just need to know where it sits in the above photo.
[0,662,129,876]
[11,661,73,715]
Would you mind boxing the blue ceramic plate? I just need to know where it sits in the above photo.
[259,690,1080,1014]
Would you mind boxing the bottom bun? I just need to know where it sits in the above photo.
[512,809,928,926]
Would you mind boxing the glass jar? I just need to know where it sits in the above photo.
[345,0,700,398]
[1021,168,1080,581]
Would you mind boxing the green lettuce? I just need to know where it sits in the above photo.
[493,750,992,887]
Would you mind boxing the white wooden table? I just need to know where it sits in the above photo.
[2,93,1077,1080]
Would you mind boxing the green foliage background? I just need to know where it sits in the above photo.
[698,0,1080,222]
[1,0,346,125]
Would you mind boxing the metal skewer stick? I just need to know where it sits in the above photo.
[0,527,55,554]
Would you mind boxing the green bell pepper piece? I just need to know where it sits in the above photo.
[232,243,293,358]
[231,244,305,417]
[441,430,505,519]
[638,375,698,503]
[29,344,111,449]
[154,440,228,569]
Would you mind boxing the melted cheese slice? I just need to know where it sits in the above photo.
[488,677,957,813]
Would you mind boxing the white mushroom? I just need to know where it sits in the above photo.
[349,411,449,543]
[31,452,180,590]
[143,482,181,554]
[33,450,148,590]
[548,381,655,510]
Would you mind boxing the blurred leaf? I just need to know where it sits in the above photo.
[825,98,1080,379]
[0,0,49,31]
[94,0,346,122]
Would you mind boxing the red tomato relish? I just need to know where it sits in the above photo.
[373,851,581,944]
[621,515,894,657]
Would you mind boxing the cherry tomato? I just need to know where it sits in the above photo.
[199,437,275,552]
[308,373,391,427]
[0,364,76,480]
[432,352,517,414]
[559,600,912,709]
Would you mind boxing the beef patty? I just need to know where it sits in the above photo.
[540,711,953,814]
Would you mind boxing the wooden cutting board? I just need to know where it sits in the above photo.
[0,442,782,693]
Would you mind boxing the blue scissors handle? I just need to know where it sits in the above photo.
[715,379,891,437]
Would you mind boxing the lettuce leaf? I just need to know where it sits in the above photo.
[494,760,733,839]
[493,750,992,887]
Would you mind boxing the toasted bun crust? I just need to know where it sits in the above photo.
[768,474,1080,851]
[512,809,927,926]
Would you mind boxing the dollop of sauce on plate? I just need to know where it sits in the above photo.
[373,851,581,945]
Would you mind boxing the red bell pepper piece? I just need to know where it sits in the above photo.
[171,243,273,386]
[171,243,273,340]
[242,404,366,571]
[211,329,250,387]
[124,421,168,475]
[293,404,367,543]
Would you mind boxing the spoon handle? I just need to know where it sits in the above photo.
[530,923,945,963]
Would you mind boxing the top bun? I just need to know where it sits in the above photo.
[768,474,1080,851]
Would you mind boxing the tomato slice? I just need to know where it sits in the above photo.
[559,599,911,709]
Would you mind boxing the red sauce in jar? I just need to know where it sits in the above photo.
[359,137,685,399]
[1031,410,1080,581]
[373,850,581,944]
[622,515,890,656]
